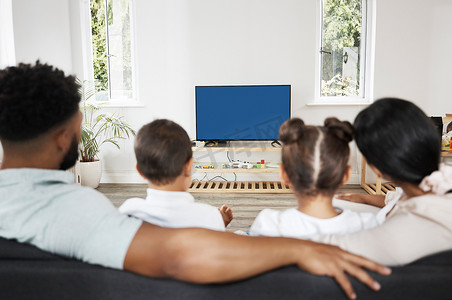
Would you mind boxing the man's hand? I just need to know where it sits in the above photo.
[295,241,391,299]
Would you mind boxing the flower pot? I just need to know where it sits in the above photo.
[79,160,102,188]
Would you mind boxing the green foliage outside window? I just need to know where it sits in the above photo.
[90,0,109,92]
[90,0,133,98]
[321,0,363,97]
[121,0,133,91]
[323,0,362,51]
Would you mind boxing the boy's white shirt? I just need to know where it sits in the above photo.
[119,188,225,231]
[249,188,402,239]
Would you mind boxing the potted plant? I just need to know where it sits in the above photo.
[78,81,136,188]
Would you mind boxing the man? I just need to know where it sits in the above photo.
[0,62,390,300]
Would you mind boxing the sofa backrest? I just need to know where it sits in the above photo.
[0,237,451,300]
[0,236,65,260]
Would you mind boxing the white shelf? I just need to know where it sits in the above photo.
[193,162,279,173]
[192,168,279,173]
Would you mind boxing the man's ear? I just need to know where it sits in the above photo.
[136,164,147,180]
[279,164,291,186]
[54,127,72,154]
[341,165,352,185]
[184,157,194,177]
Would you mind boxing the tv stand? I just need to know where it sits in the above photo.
[204,140,229,147]
[271,140,281,147]
[189,143,291,194]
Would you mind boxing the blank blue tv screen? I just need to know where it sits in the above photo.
[196,85,291,141]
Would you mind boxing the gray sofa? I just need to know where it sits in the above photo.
[0,237,451,299]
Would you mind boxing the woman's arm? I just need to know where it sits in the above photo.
[336,193,386,208]
[124,222,391,300]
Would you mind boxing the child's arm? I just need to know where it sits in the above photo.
[336,193,386,208]
[219,205,233,227]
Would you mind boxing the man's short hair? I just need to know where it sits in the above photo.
[0,61,80,142]
[135,119,193,185]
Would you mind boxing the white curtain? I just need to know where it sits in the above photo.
[0,0,16,69]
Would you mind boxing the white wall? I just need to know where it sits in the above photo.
[0,0,72,164]
[9,0,452,183]
[427,1,452,115]
[373,0,452,115]
[12,0,73,73]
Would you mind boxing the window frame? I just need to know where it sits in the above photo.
[80,0,141,107]
[0,0,16,69]
[313,0,375,105]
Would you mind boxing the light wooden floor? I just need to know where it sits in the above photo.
[98,184,367,232]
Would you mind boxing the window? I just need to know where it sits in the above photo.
[316,0,372,103]
[0,0,15,69]
[85,0,137,102]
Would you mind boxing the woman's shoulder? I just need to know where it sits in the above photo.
[406,193,452,205]
[396,193,452,214]
[390,193,452,229]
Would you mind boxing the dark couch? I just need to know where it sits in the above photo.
[0,237,451,300]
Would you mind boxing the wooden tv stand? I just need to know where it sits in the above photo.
[189,145,292,194]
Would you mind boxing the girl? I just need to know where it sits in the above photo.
[250,117,397,239]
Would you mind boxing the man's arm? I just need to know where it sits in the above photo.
[124,223,391,300]
[336,193,386,208]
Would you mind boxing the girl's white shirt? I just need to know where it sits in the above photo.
[250,189,401,239]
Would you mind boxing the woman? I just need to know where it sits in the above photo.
[316,98,452,266]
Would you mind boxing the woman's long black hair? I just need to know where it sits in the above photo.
[354,98,441,184]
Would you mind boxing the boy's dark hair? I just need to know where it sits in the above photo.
[354,98,440,184]
[0,61,81,141]
[279,117,354,196]
[135,119,193,185]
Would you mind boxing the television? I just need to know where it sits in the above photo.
[195,85,291,141]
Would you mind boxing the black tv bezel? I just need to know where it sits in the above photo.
[195,84,291,142]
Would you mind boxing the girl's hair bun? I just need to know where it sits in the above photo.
[324,117,354,143]
[279,118,305,144]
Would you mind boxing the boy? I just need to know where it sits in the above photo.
[119,119,233,231]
